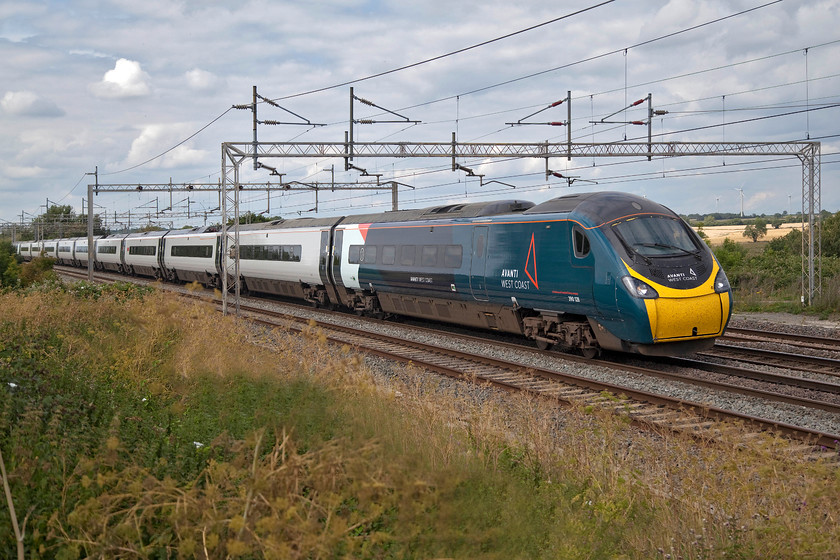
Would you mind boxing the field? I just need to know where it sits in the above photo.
[697,223,803,245]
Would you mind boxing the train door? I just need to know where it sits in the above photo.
[320,229,343,305]
[214,233,223,281]
[328,228,347,304]
[570,224,598,314]
[470,226,489,301]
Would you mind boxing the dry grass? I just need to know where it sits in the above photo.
[280,323,840,558]
[2,286,839,558]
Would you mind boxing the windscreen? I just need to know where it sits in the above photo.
[610,215,700,257]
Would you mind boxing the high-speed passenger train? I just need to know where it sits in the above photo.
[18,191,732,357]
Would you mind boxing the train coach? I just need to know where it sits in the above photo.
[319,191,731,357]
[24,191,732,357]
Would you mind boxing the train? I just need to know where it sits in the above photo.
[16,191,732,357]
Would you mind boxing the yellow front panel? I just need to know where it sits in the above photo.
[623,259,731,342]
[652,293,724,341]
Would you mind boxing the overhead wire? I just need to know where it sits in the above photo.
[40,0,837,223]
[268,1,616,102]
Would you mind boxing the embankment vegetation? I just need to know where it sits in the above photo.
[0,262,839,558]
[709,209,840,315]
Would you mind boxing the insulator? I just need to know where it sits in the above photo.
[654,110,668,116]
[631,98,645,106]
[359,119,374,124]
[357,97,374,106]
[232,104,251,110]
[549,99,565,107]
[630,120,646,125]
[549,122,566,126]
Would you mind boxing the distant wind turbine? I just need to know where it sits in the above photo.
[734,186,744,217]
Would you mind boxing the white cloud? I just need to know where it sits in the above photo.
[2,164,46,179]
[123,124,208,169]
[89,58,151,99]
[185,68,221,91]
[1,91,64,117]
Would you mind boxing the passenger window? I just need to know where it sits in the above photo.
[348,245,362,264]
[382,245,396,265]
[444,245,462,268]
[573,227,591,258]
[421,245,438,267]
[400,245,416,266]
[361,245,377,264]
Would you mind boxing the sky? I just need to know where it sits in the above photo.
[1,0,839,232]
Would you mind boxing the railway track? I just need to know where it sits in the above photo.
[54,266,840,454]
[236,302,840,451]
[700,343,840,378]
[724,326,840,352]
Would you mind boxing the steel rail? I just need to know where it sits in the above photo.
[724,327,840,351]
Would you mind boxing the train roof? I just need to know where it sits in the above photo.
[125,230,170,239]
[234,216,345,231]
[524,191,675,224]
[340,199,534,225]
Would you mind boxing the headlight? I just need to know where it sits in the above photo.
[714,268,731,293]
[621,276,659,299]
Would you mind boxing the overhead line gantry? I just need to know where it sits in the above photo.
[221,137,821,314]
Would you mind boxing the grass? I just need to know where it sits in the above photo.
[1,282,840,558]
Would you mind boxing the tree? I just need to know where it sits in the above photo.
[226,211,279,226]
[33,205,105,238]
[714,238,748,270]
[819,210,840,258]
[742,219,767,242]
[0,241,21,288]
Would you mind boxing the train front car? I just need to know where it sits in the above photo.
[564,191,732,356]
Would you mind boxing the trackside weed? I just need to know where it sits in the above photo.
[1,284,839,558]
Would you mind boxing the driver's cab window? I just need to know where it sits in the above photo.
[573,226,590,258]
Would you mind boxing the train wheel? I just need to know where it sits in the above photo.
[580,347,599,359]
[535,339,554,351]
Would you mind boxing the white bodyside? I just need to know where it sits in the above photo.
[231,227,322,285]
[336,224,365,290]
[56,240,73,263]
[124,235,164,271]
[72,237,98,265]
[96,236,125,267]
[162,232,218,274]
[42,240,58,259]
